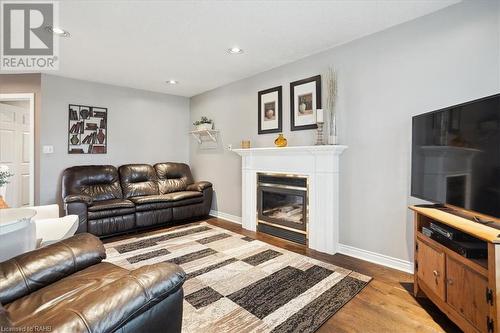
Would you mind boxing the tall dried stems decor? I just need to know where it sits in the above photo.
[326,67,338,144]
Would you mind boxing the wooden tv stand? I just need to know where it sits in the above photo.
[411,206,500,333]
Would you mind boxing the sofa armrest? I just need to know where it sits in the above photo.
[186,181,212,192]
[29,263,185,333]
[63,194,92,205]
[64,200,89,233]
[63,196,91,233]
[0,233,105,305]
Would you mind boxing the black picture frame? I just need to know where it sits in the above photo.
[258,86,282,134]
[290,75,321,131]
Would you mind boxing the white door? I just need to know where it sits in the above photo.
[0,102,32,207]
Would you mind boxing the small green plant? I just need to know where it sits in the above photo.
[0,166,14,187]
[193,116,213,126]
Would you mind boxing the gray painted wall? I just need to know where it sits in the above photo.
[190,1,500,262]
[40,74,190,205]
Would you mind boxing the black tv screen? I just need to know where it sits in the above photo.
[411,93,500,219]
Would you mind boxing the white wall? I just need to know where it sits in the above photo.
[190,0,500,262]
[40,74,190,205]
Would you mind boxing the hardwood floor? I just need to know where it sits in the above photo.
[106,217,462,332]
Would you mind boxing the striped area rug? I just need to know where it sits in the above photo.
[104,222,371,333]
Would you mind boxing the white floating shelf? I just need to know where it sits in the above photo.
[189,129,219,144]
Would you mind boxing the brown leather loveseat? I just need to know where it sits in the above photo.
[62,162,212,237]
[0,233,185,333]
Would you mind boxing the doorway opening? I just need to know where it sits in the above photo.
[0,93,35,207]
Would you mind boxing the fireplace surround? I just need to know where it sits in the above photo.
[232,145,347,254]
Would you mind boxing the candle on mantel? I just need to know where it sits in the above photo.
[316,109,324,123]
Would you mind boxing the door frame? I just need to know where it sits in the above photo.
[0,93,35,206]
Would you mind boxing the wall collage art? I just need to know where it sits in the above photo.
[68,104,107,154]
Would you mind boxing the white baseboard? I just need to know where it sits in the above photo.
[209,210,242,224]
[338,243,413,274]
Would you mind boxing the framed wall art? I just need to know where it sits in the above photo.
[290,75,321,131]
[258,86,282,134]
[68,104,107,154]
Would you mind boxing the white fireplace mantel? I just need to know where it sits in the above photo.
[232,145,347,254]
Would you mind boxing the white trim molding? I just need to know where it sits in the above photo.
[209,210,242,224]
[338,243,413,274]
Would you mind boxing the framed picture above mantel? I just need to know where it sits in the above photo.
[258,86,282,134]
[290,75,321,131]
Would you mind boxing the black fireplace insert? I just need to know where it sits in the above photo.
[257,173,308,244]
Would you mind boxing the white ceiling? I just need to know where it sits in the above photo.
[53,0,459,97]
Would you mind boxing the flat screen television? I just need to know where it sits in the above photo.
[411,93,500,219]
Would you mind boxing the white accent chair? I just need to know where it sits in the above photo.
[31,204,79,246]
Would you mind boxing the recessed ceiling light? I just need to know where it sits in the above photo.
[228,47,244,54]
[166,80,178,85]
[46,26,70,37]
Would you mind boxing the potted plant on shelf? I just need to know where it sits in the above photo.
[0,165,14,202]
[193,116,213,131]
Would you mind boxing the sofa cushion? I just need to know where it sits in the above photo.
[87,199,135,220]
[62,165,123,202]
[166,191,204,207]
[119,164,159,198]
[134,202,172,212]
[154,163,194,194]
[164,191,203,202]
[88,198,135,212]
[129,195,172,205]
[130,191,203,211]
[129,195,172,212]
[130,192,202,205]
[5,262,128,324]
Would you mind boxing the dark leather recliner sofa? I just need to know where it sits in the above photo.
[0,233,185,333]
[62,162,212,237]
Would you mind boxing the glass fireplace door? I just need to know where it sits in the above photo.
[257,181,307,232]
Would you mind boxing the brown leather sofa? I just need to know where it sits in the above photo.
[0,233,185,333]
[62,162,212,237]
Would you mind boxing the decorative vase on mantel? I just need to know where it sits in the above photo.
[274,133,288,147]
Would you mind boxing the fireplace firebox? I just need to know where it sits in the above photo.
[257,173,308,244]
